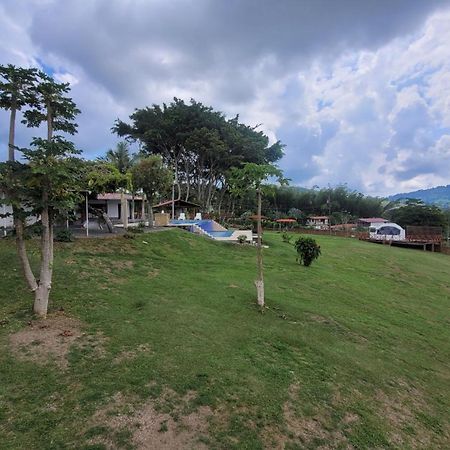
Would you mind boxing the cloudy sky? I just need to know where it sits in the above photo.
[1,0,450,196]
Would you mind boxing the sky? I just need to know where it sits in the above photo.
[1,0,450,197]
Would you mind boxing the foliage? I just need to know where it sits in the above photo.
[294,236,321,266]
[281,232,292,244]
[83,160,128,194]
[54,229,74,242]
[237,234,247,244]
[228,163,288,198]
[386,200,446,228]
[249,184,384,221]
[0,64,81,317]
[98,141,133,174]
[114,98,284,210]
[131,155,172,203]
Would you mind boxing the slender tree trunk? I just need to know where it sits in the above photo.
[8,103,17,161]
[120,189,128,229]
[47,104,53,141]
[147,192,154,228]
[34,199,52,317]
[9,99,39,296]
[14,215,38,292]
[255,187,264,308]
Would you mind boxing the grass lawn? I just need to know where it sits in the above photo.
[0,230,449,449]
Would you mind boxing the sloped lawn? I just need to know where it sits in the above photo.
[0,230,449,449]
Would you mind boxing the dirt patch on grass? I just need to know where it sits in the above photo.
[113,343,154,364]
[88,389,212,449]
[262,383,355,450]
[111,260,134,269]
[9,312,106,369]
[148,268,160,279]
[9,313,83,369]
[375,380,447,449]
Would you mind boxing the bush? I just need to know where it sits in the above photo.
[294,236,321,266]
[123,232,136,239]
[281,232,292,244]
[237,235,247,244]
[128,227,144,233]
[55,229,74,242]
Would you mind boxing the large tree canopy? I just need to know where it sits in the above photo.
[114,98,284,211]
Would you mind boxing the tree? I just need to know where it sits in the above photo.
[229,163,287,308]
[113,98,284,212]
[0,138,82,317]
[131,156,172,227]
[100,141,133,174]
[0,64,38,161]
[387,200,446,228]
[99,141,134,227]
[0,70,81,317]
[82,160,128,232]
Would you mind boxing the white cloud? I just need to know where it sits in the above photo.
[0,0,449,196]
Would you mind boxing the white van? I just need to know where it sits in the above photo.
[369,222,406,241]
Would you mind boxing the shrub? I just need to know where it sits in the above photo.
[281,232,292,244]
[128,227,144,233]
[237,235,247,244]
[294,236,321,266]
[123,232,136,239]
[55,229,74,242]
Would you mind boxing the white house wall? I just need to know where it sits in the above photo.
[107,201,120,219]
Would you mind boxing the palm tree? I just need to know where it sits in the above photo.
[100,141,132,174]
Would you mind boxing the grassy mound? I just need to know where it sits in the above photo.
[0,230,449,449]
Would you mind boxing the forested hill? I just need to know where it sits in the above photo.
[389,185,450,207]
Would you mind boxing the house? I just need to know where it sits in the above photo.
[88,193,145,221]
[357,217,388,228]
[306,216,329,229]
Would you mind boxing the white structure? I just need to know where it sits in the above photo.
[307,216,329,229]
[369,222,406,241]
[90,193,144,220]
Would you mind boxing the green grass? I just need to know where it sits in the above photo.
[0,230,449,449]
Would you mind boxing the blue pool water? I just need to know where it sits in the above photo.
[170,219,233,238]
[209,231,233,238]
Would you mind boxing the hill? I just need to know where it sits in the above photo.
[1,231,449,448]
[390,184,450,207]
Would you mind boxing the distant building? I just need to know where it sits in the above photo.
[89,193,145,221]
[307,216,329,229]
[357,217,388,228]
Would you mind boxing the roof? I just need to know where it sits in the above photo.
[97,193,143,201]
[153,199,201,209]
[275,218,297,223]
[248,215,268,220]
[358,218,388,223]
[308,216,329,220]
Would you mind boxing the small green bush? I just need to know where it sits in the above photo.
[237,235,247,244]
[294,236,321,266]
[55,229,74,242]
[281,232,292,244]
